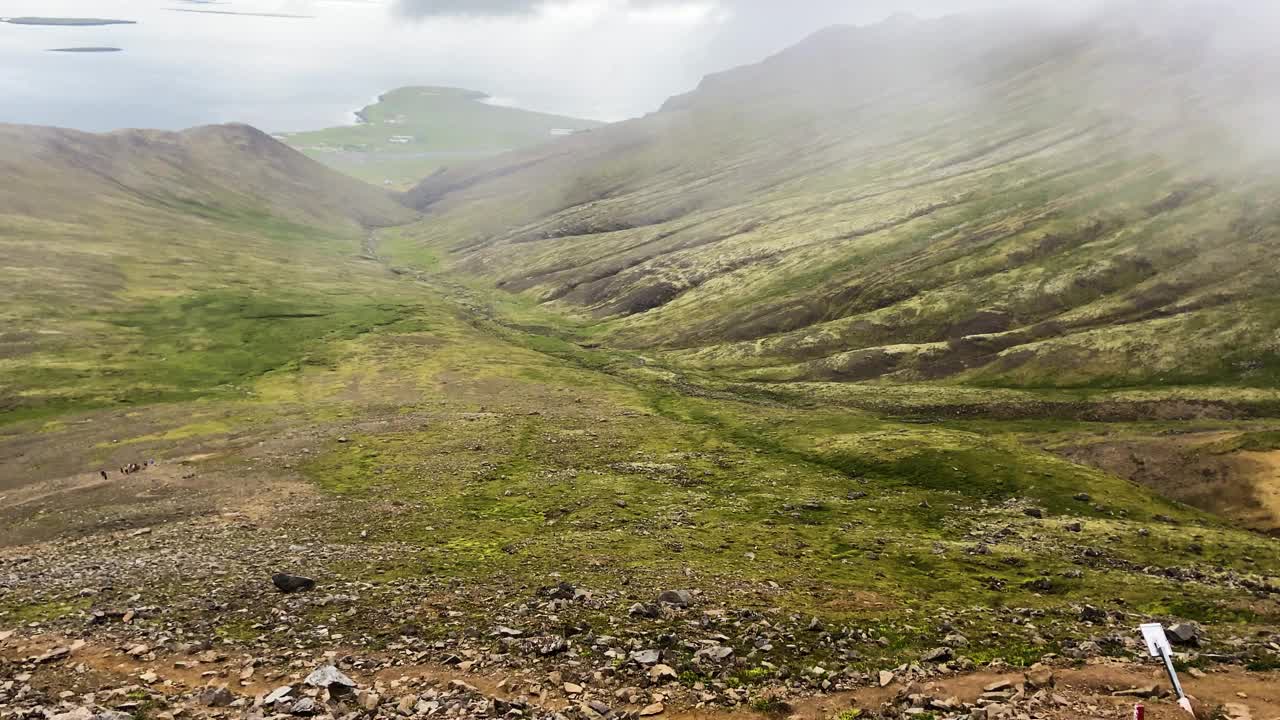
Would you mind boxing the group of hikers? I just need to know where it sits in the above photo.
[98,460,155,480]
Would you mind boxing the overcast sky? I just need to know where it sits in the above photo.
[0,0,1117,131]
[393,0,1100,96]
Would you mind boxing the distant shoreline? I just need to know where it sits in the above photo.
[2,17,137,26]
[48,47,124,53]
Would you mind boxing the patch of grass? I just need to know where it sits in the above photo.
[1138,597,1262,624]
[10,291,421,415]
[214,620,262,643]
[0,598,92,624]
[1245,655,1280,672]
[1203,430,1280,454]
[749,691,793,715]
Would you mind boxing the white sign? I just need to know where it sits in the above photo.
[1140,623,1173,658]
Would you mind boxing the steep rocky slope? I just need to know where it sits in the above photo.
[398,6,1280,388]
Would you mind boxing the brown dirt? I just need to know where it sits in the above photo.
[6,635,1278,720]
[1054,431,1280,532]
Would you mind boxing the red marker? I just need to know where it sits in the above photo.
[1135,703,1145,720]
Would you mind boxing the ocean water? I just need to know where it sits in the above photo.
[0,0,709,133]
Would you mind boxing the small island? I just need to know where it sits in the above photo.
[2,17,137,26]
[48,47,124,53]
[283,86,602,189]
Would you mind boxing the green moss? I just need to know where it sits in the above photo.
[1203,430,1280,454]
[0,598,92,623]
[214,620,262,642]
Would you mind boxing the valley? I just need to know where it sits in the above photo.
[1,6,1279,720]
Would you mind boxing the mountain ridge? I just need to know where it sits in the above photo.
[395,6,1280,389]
[0,122,415,229]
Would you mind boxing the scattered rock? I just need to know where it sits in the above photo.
[984,680,1012,692]
[649,664,678,683]
[1079,605,1107,623]
[201,686,236,707]
[631,649,661,665]
[1024,663,1055,689]
[36,646,71,663]
[922,646,953,663]
[640,702,666,716]
[694,645,734,664]
[1167,623,1201,646]
[879,670,896,687]
[656,589,692,607]
[272,573,316,593]
[537,636,569,656]
[304,664,356,690]
[264,686,294,705]
[629,603,661,619]
[358,691,381,711]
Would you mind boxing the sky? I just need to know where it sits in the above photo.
[0,0,1084,132]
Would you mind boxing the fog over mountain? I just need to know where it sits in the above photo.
[395,0,1108,75]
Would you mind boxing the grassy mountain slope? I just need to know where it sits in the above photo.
[0,122,416,421]
[281,87,603,189]
[396,8,1280,390]
[1,13,1278,698]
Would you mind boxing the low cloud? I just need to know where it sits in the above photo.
[395,0,544,16]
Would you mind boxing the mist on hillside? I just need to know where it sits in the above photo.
[387,0,1280,186]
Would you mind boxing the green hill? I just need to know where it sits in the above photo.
[281,86,603,189]
[398,10,1280,391]
[0,122,416,421]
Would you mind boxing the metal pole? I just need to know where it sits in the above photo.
[1157,646,1186,699]
[1158,646,1196,716]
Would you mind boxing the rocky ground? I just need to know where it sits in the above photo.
[3,622,1279,720]
[2,497,1278,720]
[3,254,1279,720]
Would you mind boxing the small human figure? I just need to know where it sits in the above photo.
[100,470,109,480]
